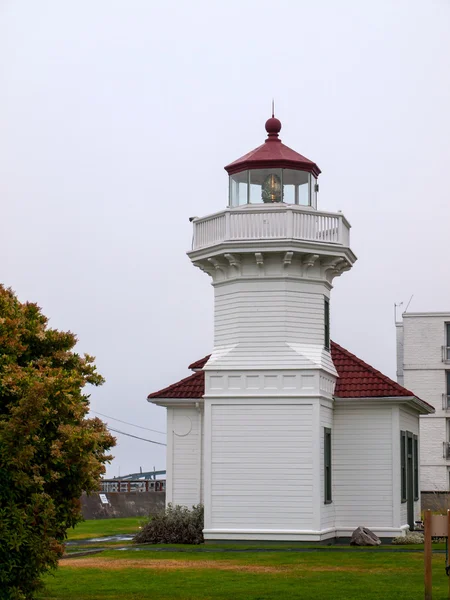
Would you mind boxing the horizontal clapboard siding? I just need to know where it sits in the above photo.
[172,409,201,508]
[211,404,313,529]
[214,285,325,348]
[333,406,393,527]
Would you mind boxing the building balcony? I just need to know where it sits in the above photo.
[443,442,450,460]
[442,346,450,363]
[191,205,351,252]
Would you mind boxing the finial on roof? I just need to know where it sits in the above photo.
[265,105,282,141]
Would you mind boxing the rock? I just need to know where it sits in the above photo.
[350,526,381,546]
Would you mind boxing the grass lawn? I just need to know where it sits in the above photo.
[67,517,143,540]
[38,547,449,600]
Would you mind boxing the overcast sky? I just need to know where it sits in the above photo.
[1,0,450,477]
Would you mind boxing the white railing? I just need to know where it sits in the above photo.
[99,479,166,493]
[443,395,450,411]
[191,206,351,251]
[442,346,450,363]
[444,442,450,460]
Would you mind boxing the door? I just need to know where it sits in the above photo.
[406,432,414,531]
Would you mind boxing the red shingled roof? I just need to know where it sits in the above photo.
[331,341,414,398]
[148,341,420,401]
[188,355,211,371]
[148,370,205,399]
[224,116,321,178]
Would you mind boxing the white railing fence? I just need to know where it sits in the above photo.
[192,207,350,251]
[442,346,450,363]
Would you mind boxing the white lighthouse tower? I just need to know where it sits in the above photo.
[187,115,357,541]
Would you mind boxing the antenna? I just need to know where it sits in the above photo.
[272,98,274,118]
[404,294,414,313]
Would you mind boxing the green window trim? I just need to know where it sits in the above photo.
[324,298,330,351]
[324,427,332,504]
[401,430,407,503]
[413,434,419,501]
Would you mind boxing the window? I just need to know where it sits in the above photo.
[324,428,332,504]
[401,431,407,503]
[413,435,419,501]
[446,323,450,361]
[447,371,450,404]
[324,298,330,351]
[413,435,419,500]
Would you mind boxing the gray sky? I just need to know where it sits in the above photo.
[1,0,450,477]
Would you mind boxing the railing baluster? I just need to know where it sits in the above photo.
[191,208,349,250]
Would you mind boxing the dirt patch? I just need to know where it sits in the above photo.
[61,557,284,573]
[61,557,408,575]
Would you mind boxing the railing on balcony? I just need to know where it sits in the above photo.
[100,479,166,493]
[442,394,450,411]
[192,206,351,251]
[442,346,450,363]
[443,442,450,460]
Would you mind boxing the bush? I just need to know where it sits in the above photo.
[0,286,115,599]
[392,532,425,545]
[134,504,204,545]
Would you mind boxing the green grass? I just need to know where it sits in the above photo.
[67,517,143,540]
[38,547,450,600]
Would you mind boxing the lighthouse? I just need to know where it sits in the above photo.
[149,114,433,541]
[187,115,356,540]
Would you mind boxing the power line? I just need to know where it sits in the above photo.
[91,410,166,435]
[107,426,167,446]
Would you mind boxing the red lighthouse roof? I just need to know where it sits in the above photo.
[224,115,321,178]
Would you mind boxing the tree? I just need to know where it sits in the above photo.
[0,286,115,599]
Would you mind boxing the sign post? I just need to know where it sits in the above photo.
[423,509,450,600]
[424,510,432,600]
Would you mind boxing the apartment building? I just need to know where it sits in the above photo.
[397,314,450,491]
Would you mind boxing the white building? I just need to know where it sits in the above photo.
[149,115,434,541]
[397,314,450,491]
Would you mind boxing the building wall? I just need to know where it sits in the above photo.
[208,276,335,375]
[166,407,202,507]
[396,324,404,386]
[209,402,314,530]
[401,313,450,491]
[333,404,394,532]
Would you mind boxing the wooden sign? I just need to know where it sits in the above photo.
[423,510,450,600]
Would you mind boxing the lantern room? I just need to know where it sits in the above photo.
[225,115,321,209]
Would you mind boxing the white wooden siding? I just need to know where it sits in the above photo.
[171,408,201,508]
[209,280,334,372]
[320,405,335,530]
[210,404,313,529]
[333,405,393,528]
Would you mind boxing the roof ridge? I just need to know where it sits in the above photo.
[188,354,211,371]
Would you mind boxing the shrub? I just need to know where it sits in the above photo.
[392,532,425,545]
[134,504,204,545]
[0,286,115,599]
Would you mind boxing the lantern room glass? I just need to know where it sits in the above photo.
[229,169,317,208]
[229,171,249,206]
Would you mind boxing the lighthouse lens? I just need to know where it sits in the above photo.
[262,173,282,203]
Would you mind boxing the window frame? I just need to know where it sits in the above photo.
[324,297,330,351]
[446,323,450,361]
[401,430,407,503]
[413,434,419,501]
[324,427,332,504]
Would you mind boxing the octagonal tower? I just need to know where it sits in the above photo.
[187,115,357,541]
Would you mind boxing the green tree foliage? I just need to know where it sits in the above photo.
[0,286,115,599]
